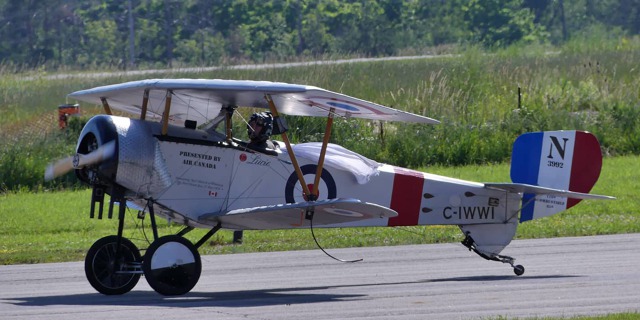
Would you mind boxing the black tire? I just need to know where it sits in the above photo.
[143,235,201,296]
[514,265,525,276]
[85,235,142,295]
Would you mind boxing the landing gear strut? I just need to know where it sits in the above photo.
[84,189,223,296]
[462,234,525,276]
[85,186,143,295]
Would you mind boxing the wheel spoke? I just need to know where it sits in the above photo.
[85,236,141,295]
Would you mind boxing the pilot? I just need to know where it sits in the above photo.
[246,111,278,155]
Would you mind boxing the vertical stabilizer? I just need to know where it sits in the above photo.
[510,131,602,222]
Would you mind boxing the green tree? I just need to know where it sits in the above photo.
[1,0,640,69]
[74,0,131,68]
[410,0,467,46]
[463,0,548,47]
[0,0,68,66]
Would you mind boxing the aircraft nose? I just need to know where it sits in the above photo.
[72,115,120,184]
[44,140,116,182]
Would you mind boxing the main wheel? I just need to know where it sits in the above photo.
[143,235,201,296]
[85,235,142,295]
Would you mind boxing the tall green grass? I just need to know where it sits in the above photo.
[2,37,640,191]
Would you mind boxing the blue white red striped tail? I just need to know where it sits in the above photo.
[510,131,603,222]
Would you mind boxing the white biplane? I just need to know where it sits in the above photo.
[46,79,613,296]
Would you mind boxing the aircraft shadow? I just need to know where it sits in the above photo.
[427,274,583,283]
[5,286,362,308]
[4,274,581,308]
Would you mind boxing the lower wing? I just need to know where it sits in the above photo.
[199,198,398,230]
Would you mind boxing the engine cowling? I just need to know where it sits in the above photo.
[75,115,119,185]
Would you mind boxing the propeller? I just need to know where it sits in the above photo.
[44,140,116,181]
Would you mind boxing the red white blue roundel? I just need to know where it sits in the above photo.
[325,101,359,112]
[285,164,337,203]
[303,97,387,116]
[323,207,364,218]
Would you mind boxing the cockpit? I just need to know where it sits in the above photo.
[199,106,280,156]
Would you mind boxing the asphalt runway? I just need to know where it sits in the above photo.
[1,233,639,320]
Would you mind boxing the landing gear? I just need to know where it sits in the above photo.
[85,235,142,295]
[513,264,525,276]
[85,186,143,295]
[85,191,221,296]
[142,235,202,296]
[462,233,526,276]
[138,207,220,296]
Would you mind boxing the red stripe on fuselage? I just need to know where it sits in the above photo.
[388,167,424,226]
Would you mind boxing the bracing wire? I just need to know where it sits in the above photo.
[309,211,362,263]
[123,205,144,243]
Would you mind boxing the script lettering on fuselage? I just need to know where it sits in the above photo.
[443,206,495,220]
[247,156,271,166]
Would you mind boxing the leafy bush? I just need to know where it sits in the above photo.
[0,118,86,193]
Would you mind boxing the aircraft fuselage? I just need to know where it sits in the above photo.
[78,115,520,230]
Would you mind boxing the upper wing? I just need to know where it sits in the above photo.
[198,198,398,230]
[485,183,615,200]
[68,79,439,126]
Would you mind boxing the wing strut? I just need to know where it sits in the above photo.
[265,94,313,200]
[223,105,237,143]
[140,89,149,120]
[161,90,172,135]
[265,94,336,205]
[312,107,335,199]
[100,97,113,115]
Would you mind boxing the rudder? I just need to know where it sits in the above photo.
[510,131,603,222]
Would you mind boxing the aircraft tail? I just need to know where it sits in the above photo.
[510,130,603,222]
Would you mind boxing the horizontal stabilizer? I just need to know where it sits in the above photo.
[199,198,398,230]
[485,183,615,200]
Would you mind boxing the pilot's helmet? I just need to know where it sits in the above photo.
[247,112,273,142]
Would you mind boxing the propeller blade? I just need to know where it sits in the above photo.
[44,157,74,182]
[44,141,116,181]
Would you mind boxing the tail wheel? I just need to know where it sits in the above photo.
[85,235,141,295]
[143,235,201,296]
[513,264,525,276]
